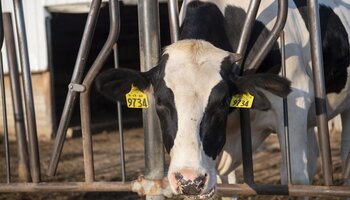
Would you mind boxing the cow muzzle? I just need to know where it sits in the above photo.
[169,169,215,199]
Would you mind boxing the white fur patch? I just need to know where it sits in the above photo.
[163,40,232,194]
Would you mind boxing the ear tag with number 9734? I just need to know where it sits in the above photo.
[125,85,148,108]
[230,93,254,108]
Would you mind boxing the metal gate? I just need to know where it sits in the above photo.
[0,0,350,199]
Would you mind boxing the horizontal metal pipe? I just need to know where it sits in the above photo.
[0,182,131,193]
[217,184,350,197]
[0,182,350,198]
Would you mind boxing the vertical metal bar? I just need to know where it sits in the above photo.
[307,0,333,186]
[239,110,254,184]
[280,31,292,184]
[0,55,10,183]
[235,0,261,185]
[167,0,179,43]
[47,0,102,177]
[113,44,126,182]
[3,13,31,182]
[344,153,350,178]
[0,7,10,182]
[245,0,288,72]
[80,0,120,182]
[12,0,41,183]
[138,1,165,200]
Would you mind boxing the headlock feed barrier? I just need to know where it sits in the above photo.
[0,0,350,199]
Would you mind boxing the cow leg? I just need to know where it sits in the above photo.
[277,103,316,185]
[307,127,319,182]
[340,109,350,186]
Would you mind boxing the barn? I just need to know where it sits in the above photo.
[0,0,171,140]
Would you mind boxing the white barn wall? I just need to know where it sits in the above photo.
[0,0,107,140]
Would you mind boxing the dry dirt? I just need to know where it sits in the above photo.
[0,127,347,200]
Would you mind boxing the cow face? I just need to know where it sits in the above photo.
[96,39,290,198]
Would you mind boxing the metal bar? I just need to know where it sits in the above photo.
[47,0,102,177]
[138,1,165,199]
[235,0,262,185]
[0,182,131,193]
[280,31,292,184]
[236,0,261,72]
[167,0,179,43]
[80,0,120,182]
[0,181,349,198]
[345,152,350,178]
[307,0,333,186]
[113,44,126,182]
[0,54,11,183]
[0,7,10,182]
[216,183,350,197]
[12,0,41,183]
[245,0,288,72]
[239,110,254,184]
[3,12,31,182]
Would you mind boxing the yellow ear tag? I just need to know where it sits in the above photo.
[230,93,254,108]
[125,85,149,108]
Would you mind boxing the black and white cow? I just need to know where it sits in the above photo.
[96,0,350,199]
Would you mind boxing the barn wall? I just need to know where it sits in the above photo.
[0,71,54,141]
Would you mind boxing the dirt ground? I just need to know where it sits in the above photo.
[0,127,347,200]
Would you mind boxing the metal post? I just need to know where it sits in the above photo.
[80,0,120,182]
[236,0,261,73]
[138,1,165,200]
[167,0,179,43]
[113,44,126,182]
[3,13,31,182]
[245,0,288,73]
[235,0,262,185]
[0,6,10,183]
[344,153,350,179]
[307,0,333,186]
[0,55,10,183]
[12,0,41,183]
[47,0,102,177]
[280,31,292,184]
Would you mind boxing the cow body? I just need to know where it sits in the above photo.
[96,0,350,199]
[181,0,350,186]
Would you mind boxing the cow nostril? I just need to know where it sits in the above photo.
[175,172,207,195]
[194,173,207,189]
[175,172,183,181]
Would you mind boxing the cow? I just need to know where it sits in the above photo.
[95,0,350,199]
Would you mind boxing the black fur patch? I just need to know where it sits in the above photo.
[180,1,232,51]
[200,82,230,159]
[151,54,178,153]
[293,1,350,93]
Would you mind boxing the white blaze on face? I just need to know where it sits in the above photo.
[163,39,233,194]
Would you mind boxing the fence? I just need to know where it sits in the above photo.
[0,0,350,199]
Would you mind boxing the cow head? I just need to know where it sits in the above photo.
[96,40,290,198]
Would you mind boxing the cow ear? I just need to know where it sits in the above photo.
[95,67,157,103]
[232,74,291,111]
